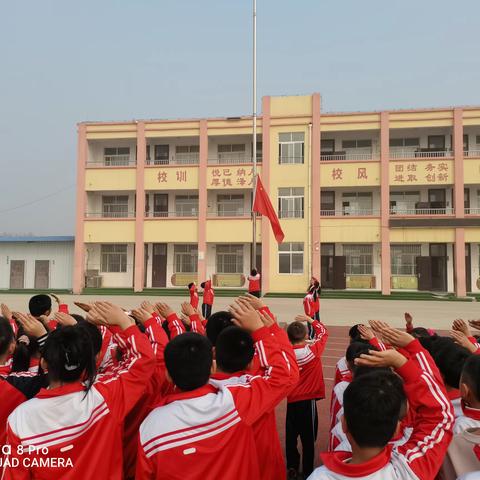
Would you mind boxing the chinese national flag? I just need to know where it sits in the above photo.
[252,175,285,243]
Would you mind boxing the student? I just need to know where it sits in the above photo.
[200,279,214,320]
[3,302,155,480]
[247,268,261,297]
[454,355,480,433]
[286,314,328,479]
[188,282,199,309]
[136,299,293,479]
[307,345,454,480]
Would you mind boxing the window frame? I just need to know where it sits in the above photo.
[278,242,304,274]
[100,244,128,273]
[174,244,198,273]
[278,187,304,219]
[216,244,244,274]
[278,132,305,164]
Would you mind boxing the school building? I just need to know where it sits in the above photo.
[74,94,480,296]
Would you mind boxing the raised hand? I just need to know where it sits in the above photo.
[74,301,92,313]
[92,302,133,330]
[294,314,314,324]
[355,349,407,369]
[13,312,47,338]
[259,310,275,328]
[375,326,414,348]
[450,330,477,353]
[181,302,196,317]
[155,302,174,319]
[452,319,471,337]
[54,312,77,326]
[140,301,155,315]
[131,307,152,325]
[358,324,374,341]
[229,298,263,333]
[468,320,480,331]
[242,293,265,310]
[404,312,413,326]
[1,303,13,320]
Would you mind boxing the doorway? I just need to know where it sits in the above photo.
[430,244,448,292]
[10,260,25,289]
[428,189,446,214]
[153,194,169,217]
[152,244,167,287]
[34,260,50,289]
[466,243,472,293]
[321,244,335,288]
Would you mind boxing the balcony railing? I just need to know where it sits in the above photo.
[87,157,136,167]
[320,209,379,216]
[207,209,250,217]
[146,154,199,166]
[464,150,480,158]
[389,207,454,215]
[85,211,136,219]
[145,209,198,218]
[208,154,262,165]
[320,152,376,162]
[279,156,304,164]
[278,210,304,219]
[389,148,452,159]
[465,208,480,215]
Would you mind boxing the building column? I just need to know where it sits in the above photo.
[261,96,271,294]
[134,122,146,292]
[380,112,391,295]
[73,124,87,294]
[311,93,321,281]
[197,119,208,282]
[453,108,466,296]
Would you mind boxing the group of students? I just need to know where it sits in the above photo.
[0,288,478,479]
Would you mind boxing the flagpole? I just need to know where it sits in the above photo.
[252,0,257,271]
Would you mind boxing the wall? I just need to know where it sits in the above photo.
[0,242,73,289]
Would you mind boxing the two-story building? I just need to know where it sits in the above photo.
[74,94,480,296]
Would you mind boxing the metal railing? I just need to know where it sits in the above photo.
[320,209,379,216]
[145,209,199,218]
[464,150,480,158]
[85,211,136,219]
[320,152,376,162]
[278,210,304,219]
[278,156,304,164]
[390,207,454,215]
[208,209,250,217]
[389,149,452,159]
[146,155,199,166]
[465,207,480,215]
[87,158,136,167]
[208,155,262,165]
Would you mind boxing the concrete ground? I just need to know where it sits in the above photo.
[2,293,479,329]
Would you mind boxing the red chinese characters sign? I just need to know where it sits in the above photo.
[390,161,452,185]
[207,167,256,188]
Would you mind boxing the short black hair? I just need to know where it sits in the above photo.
[0,316,14,356]
[410,327,431,339]
[74,320,103,356]
[462,355,480,402]
[216,327,255,373]
[188,282,195,289]
[287,321,307,344]
[206,311,234,346]
[420,336,470,389]
[164,332,212,391]
[29,294,52,317]
[250,269,257,276]
[346,341,378,371]
[344,371,406,448]
[200,282,206,289]
[348,324,362,342]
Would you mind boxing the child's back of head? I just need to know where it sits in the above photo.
[28,294,52,317]
[164,332,212,391]
[0,316,14,357]
[215,326,254,373]
[287,321,307,344]
[206,311,234,346]
[461,355,480,405]
[343,371,406,448]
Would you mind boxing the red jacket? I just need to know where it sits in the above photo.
[136,326,292,480]
[303,293,315,318]
[312,355,454,480]
[189,284,199,309]
[202,280,214,306]
[166,312,205,338]
[248,274,261,292]
[4,326,155,480]
[288,320,328,403]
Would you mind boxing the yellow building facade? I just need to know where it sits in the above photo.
[73,94,480,296]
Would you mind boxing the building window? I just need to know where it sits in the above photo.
[389,138,420,147]
[343,244,373,275]
[278,187,304,218]
[341,139,372,149]
[174,244,198,273]
[101,244,127,273]
[102,195,129,218]
[103,147,130,166]
[391,244,421,275]
[216,245,244,273]
[321,139,335,152]
[279,132,305,164]
[218,144,246,163]
[390,191,420,214]
[217,194,244,216]
[253,141,263,162]
[175,195,198,216]
[321,191,335,214]
[175,145,199,164]
[342,192,373,215]
[279,243,304,274]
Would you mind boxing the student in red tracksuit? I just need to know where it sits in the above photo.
[188,282,199,309]
[3,302,155,480]
[247,269,261,297]
[286,313,329,478]
[136,298,294,480]
[308,326,454,480]
[200,279,214,320]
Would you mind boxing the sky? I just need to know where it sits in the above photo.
[1,0,479,235]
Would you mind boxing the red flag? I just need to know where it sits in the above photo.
[252,176,285,243]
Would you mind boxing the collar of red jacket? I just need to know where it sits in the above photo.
[462,400,480,421]
[211,371,248,380]
[447,389,461,400]
[320,446,392,477]
[160,383,218,406]
[37,381,86,398]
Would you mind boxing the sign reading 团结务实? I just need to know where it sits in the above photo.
[389,160,453,185]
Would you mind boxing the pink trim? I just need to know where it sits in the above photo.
[134,122,146,292]
[455,228,467,297]
[197,119,208,281]
[84,218,136,222]
[144,217,200,221]
[320,159,380,164]
[454,108,464,218]
[311,93,321,281]
[73,124,87,294]
[261,96,271,294]
[320,215,380,219]
[85,165,136,170]
[380,112,391,295]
